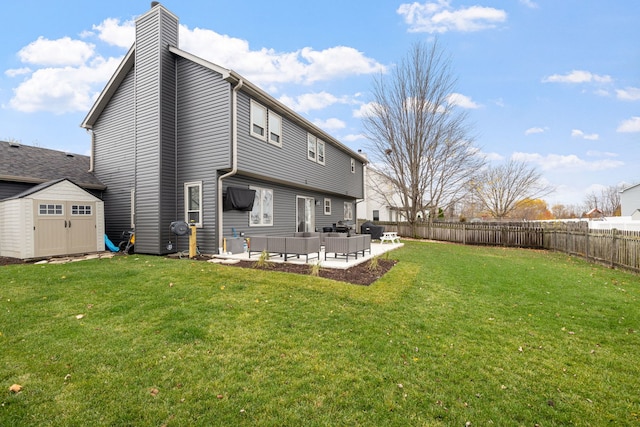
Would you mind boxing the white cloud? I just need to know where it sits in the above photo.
[92,18,136,49]
[524,127,545,135]
[512,152,623,171]
[343,133,366,142]
[352,102,379,119]
[616,87,640,101]
[312,118,346,131]
[5,67,31,77]
[447,93,481,109]
[519,0,538,8]
[542,70,612,84]
[9,57,123,113]
[397,1,507,33]
[586,150,618,158]
[571,129,599,140]
[279,92,349,114]
[7,17,386,115]
[180,25,386,86]
[18,36,95,67]
[483,151,505,161]
[617,116,640,133]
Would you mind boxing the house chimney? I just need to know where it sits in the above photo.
[151,1,160,8]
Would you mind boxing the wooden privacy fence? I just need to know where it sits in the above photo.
[366,220,640,273]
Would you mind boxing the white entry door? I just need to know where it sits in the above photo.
[296,196,315,232]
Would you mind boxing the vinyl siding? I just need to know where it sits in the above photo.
[0,199,28,258]
[173,58,232,253]
[93,69,135,243]
[221,175,357,241]
[0,182,34,200]
[133,7,178,254]
[235,92,364,199]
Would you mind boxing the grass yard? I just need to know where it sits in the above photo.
[1,241,639,426]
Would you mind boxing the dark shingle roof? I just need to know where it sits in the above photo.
[0,141,105,190]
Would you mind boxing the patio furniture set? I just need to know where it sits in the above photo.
[248,232,373,262]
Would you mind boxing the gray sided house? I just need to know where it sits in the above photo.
[81,4,366,255]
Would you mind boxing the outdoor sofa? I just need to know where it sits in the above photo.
[248,235,321,262]
[324,234,371,262]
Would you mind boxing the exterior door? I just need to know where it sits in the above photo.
[34,202,67,257]
[34,201,96,257]
[296,196,315,232]
[67,203,97,254]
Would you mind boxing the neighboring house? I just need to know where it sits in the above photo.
[0,140,105,200]
[81,4,366,255]
[357,163,405,222]
[620,183,640,216]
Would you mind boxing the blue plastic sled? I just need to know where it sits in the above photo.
[104,234,119,252]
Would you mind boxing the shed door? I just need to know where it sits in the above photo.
[68,203,97,253]
[34,202,67,257]
[34,201,97,257]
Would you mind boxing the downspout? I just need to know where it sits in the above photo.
[217,78,243,251]
[86,127,95,172]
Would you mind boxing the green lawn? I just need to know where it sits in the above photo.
[1,241,639,426]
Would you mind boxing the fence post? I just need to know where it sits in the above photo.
[610,228,618,269]
[462,223,467,245]
[584,226,590,262]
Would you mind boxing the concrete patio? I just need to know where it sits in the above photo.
[210,241,404,269]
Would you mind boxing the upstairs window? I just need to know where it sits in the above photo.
[350,158,356,173]
[307,134,316,161]
[268,112,282,146]
[307,133,325,165]
[317,140,325,165]
[250,100,267,140]
[185,181,203,227]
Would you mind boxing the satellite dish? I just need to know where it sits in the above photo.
[170,221,190,236]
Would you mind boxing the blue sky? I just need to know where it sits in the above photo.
[2,0,638,206]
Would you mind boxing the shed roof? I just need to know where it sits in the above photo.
[0,141,106,190]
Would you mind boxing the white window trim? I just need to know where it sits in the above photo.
[307,133,317,161]
[249,186,274,227]
[38,203,64,216]
[71,205,93,216]
[250,100,267,141]
[317,139,325,165]
[184,181,203,227]
[268,111,282,147]
[324,198,331,215]
[350,158,356,173]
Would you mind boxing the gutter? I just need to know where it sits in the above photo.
[217,78,244,251]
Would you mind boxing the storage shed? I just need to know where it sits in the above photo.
[0,179,105,259]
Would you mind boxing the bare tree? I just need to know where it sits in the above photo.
[472,160,554,219]
[362,40,484,235]
[583,185,622,216]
